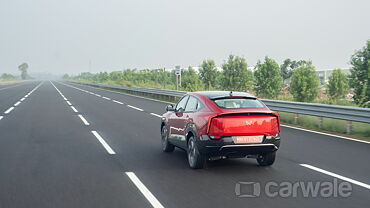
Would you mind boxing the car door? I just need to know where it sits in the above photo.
[177,96,199,149]
[167,96,189,146]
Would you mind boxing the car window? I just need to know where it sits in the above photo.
[213,98,265,109]
[185,96,198,112]
[175,96,189,112]
[196,100,203,110]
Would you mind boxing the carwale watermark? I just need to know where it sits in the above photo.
[235,179,352,198]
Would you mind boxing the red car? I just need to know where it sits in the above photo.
[161,91,281,169]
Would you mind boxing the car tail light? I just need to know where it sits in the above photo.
[208,117,224,137]
[208,114,280,137]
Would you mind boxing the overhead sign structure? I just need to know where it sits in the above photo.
[175,65,181,75]
[175,66,181,90]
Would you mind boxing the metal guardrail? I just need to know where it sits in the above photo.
[71,81,370,124]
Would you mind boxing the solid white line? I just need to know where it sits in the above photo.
[20,98,25,101]
[91,131,116,154]
[64,98,68,101]
[4,107,14,114]
[78,114,90,125]
[113,100,124,105]
[102,96,111,100]
[95,94,101,97]
[0,116,3,120]
[282,125,370,145]
[14,101,21,106]
[125,172,164,208]
[71,106,78,113]
[66,101,72,106]
[150,113,162,118]
[127,105,144,111]
[300,164,370,190]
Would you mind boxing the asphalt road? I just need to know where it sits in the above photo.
[0,80,369,208]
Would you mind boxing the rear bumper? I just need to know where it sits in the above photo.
[196,135,280,157]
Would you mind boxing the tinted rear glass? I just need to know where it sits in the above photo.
[213,98,265,109]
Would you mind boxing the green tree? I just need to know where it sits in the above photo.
[254,57,283,98]
[349,40,370,107]
[62,74,69,79]
[1,73,16,80]
[221,55,253,91]
[290,62,319,102]
[327,69,349,101]
[181,66,203,91]
[18,63,29,80]
[199,59,218,90]
[280,59,307,82]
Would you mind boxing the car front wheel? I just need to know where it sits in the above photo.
[161,126,175,152]
[187,136,205,169]
[257,152,276,166]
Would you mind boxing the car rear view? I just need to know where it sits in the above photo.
[161,91,281,169]
[197,95,280,166]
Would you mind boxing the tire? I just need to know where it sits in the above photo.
[161,125,175,152]
[257,152,276,166]
[187,136,206,169]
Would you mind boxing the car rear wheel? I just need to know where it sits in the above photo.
[257,152,276,166]
[161,126,174,152]
[187,136,205,169]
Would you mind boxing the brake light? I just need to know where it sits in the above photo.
[210,135,221,139]
[208,117,224,137]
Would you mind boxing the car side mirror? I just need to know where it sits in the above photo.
[166,104,175,112]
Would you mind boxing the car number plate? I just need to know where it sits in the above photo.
[233,136,263,144]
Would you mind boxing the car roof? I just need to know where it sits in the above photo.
[190,91,256,99]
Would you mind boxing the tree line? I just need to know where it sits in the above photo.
[69,40,369,107]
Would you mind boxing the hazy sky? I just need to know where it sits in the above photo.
[0,0,369,75]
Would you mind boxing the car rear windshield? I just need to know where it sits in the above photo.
[213,98,265,109]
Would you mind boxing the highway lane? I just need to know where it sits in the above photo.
[54,81,370,207]
[0,81,40,114]
[0,82,153,208]
[65,81,370,185]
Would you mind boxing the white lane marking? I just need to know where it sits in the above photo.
[20,98,25,101]
[68,81,173,104]
[66,101,72,106]
[0,116,3,120]
[300,164,370,190]
[91,131,116,154]
[113,100,124,105]
[150,113,162,118]
[14,101,21,106]
[95,94,102,97]
[4,107,14,114]
[78,114,90,125]
[125,172,164,208]
[71,106,78,113]
[127,105,144,111]
[24,95,29,98]
[102,96,111,100]
[282,125,370,145]
[64,98,68,101]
